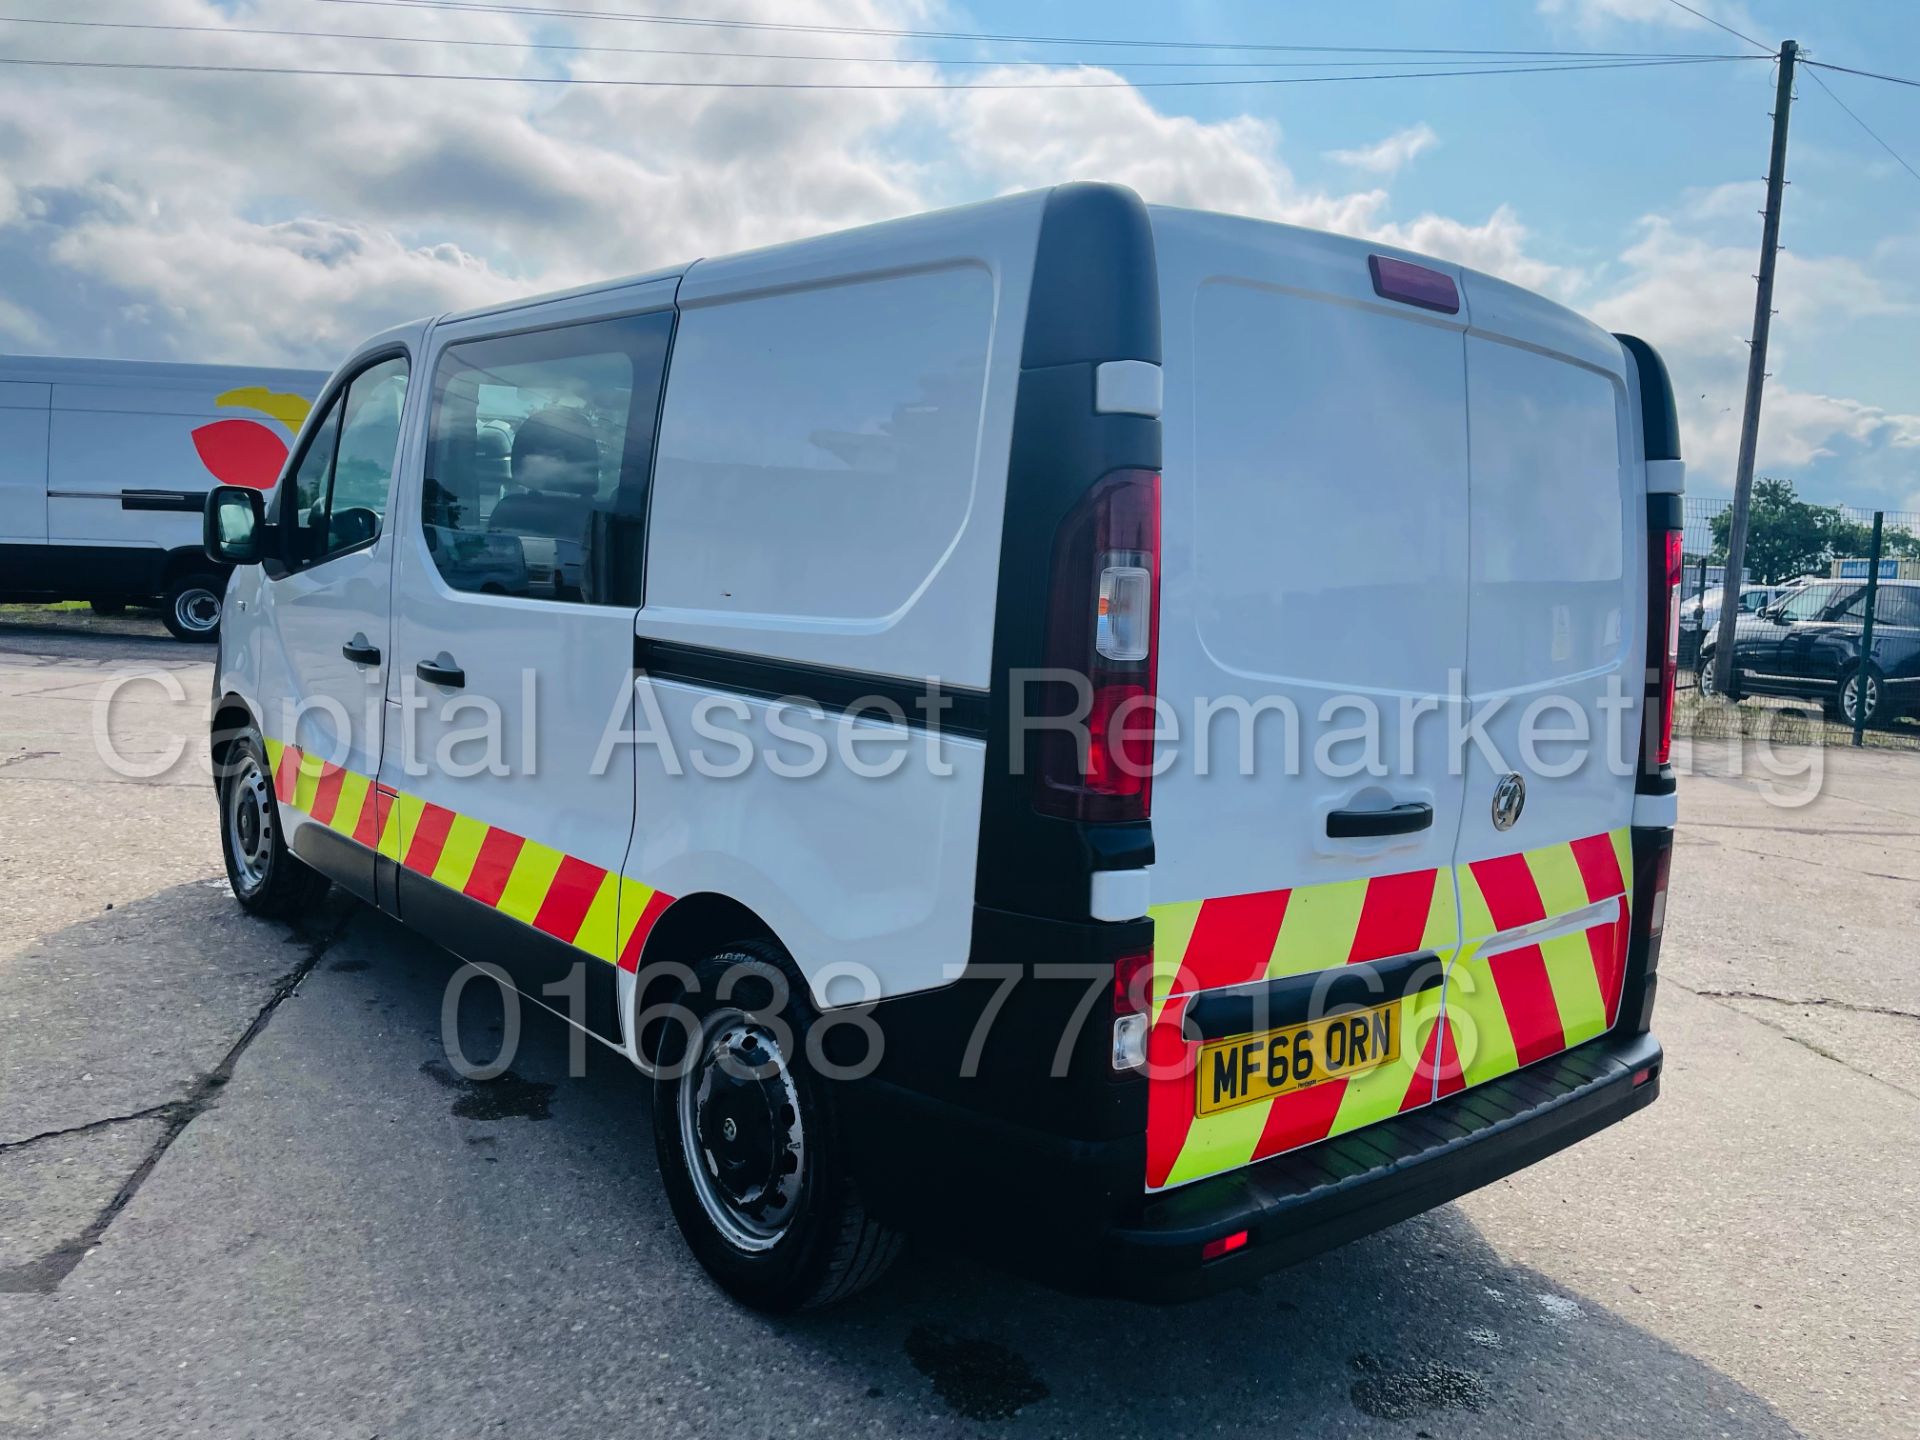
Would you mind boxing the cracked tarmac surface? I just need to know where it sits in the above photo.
[1,623,1915,1438]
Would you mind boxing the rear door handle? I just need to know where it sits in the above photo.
[416,654,465,689]
[342,634,381,667]
[1327,802,1433,839]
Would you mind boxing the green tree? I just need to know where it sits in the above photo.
[1707,477,1918,582]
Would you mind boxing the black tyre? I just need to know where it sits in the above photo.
[218,730,331,918]
[89,599,126,616]
[1698,650,1738,703]
[1840,665,1887,729]
[162,572,224,643]
[652,943,901,1312]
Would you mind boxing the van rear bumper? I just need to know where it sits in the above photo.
[1099,1029,1662,1301]
[844,1028,1661,1302]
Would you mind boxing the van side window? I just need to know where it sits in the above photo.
[422,311,673,605]
[285,355,410,566]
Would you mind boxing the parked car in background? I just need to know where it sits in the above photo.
[1679,582,1800,669]
[0,355,326,639]
[1698,578,1920,726]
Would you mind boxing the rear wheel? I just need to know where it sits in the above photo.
[1840,666,1886,729]
[652,944,901,1311]
[162,572,224,642]
[219,730,330,918]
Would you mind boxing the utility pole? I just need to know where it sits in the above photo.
[1712,39,1797,698]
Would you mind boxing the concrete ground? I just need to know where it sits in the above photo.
[1,618,1914,1439]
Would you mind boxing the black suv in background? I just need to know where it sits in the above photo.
[1699,578,1920,727]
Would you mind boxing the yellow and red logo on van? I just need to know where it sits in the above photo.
[1143,829,1631,1191]
[264,738,674,972]
[192,387,315,491]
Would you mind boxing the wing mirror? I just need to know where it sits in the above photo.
[204,486,274,566]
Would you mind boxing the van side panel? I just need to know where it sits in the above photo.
[0,382,50,545]
[629,196,1043,1004]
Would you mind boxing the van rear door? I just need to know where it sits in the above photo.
[1440,274,1642,1099]
[1145,211,1472,1191]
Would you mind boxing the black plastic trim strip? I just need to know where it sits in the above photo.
[633,636,989,740]
[1185,951,1445,1042]
[396,868,623,1043]
[1616,334,1681,463]
[121,489,209,514]
[289,820,376,906]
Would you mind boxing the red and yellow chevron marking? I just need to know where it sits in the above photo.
[263,738,674,972]
[1143,829,1632,1192]
[1145,861,1459,1191]
[1441,829,1631,1095]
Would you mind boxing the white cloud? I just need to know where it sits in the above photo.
[1328,124,1440,177]
[3,0,1907,507]
[1535,0,1763,39]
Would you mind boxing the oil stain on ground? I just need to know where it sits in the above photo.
[905,1324,1049,1422]
[419,1059,555,1121]
[1348,1352,1492,1422]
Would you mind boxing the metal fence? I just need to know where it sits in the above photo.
[1675,488,1920,752]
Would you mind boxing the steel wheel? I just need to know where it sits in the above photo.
[175,586,220,634]
[678,1009,806,1253]
[225,750,277,898]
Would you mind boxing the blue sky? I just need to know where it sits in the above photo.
[0,0,1915,508]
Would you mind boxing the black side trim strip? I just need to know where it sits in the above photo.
[121,489,209,514]
[289,820,376,906]
[397,868,623,1043]
[633,636,989,740]
[1186,951,1446,1042]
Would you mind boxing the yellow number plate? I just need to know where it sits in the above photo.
[1195,1001,1402,1117]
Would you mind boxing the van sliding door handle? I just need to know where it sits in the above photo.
[1327,802,1433,839]
[416,655,465,689]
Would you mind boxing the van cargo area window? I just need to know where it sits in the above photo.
[422,310,673,606]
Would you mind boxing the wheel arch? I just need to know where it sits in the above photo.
[162,545,228,586]
[627,891,786,1069]
[210,691,264,779]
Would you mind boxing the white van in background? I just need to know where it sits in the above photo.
[0,355,326,639]
[202,183,1681,1310]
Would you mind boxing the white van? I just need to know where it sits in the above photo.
[203,184,1681,1310]
[0,355,326,639]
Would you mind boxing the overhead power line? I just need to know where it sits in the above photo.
[1803,59,1920,91]
[0,52,1759,91]
[0,15,1753,71]
[308,0,1752,60]
[1661,0,1773,56]
[1805,65,1920,186]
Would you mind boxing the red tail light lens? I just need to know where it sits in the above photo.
[1647,525,1682,770]
[1034,469,1162,822]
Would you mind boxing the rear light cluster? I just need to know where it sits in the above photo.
[1033,469,1163,823]
[1646,525,1683,772]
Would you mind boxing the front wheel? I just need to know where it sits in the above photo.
[652,944,901,1311]
[219,730,330,918]
[162,572,224,643]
